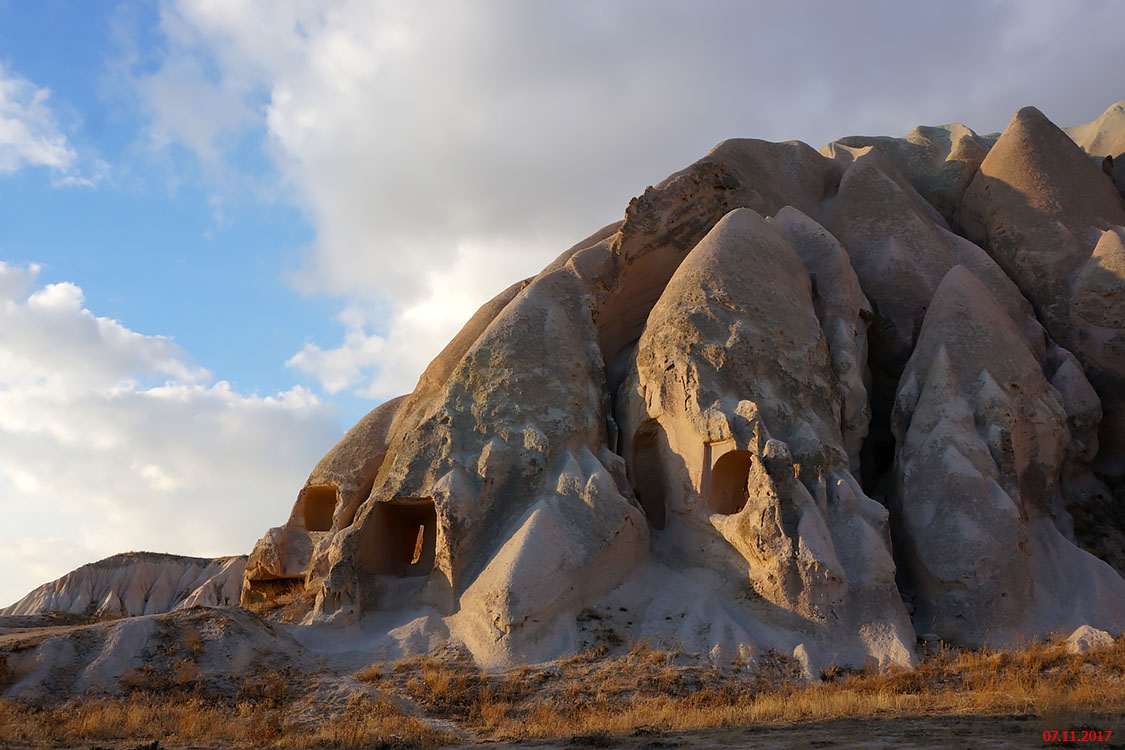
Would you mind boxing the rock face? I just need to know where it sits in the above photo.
[891,267,1125,645]
[231,101,1125,666]
[1,553,245,618]
[1066,101,1125,199]
[615,208,915,669]
[960,106,1125,476]
[13,102,1125,680]
[822,123,997,223]
[1,607,301,703]
[242,394,409,606]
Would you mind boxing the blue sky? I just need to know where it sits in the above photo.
[0,1,350,411]
[1,0,1124,607]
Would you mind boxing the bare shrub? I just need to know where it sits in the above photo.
[356,663,384,683]
[239,668,289,708]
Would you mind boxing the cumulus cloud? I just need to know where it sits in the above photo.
[0,64,77,175]
[286,236,550,397]
[0,63,109,186]
[138,0,1125,401]
[0,264,340,607]
[286,308,387,394]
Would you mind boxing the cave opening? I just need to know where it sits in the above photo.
[858,359,901,502]
[358,498,437,577]
[302,485,338,532]
[629,422,668,530]
[708,450,753,514]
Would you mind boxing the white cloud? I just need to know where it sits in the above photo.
[137,54,255,166]
[0,63,110,187]
[136,0,1125,401]
[0,260,40,299]
[0,265,340,608]
[286,314,385,395]
[287,237,545,397]
[0,64,77,175]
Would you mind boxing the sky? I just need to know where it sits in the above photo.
[1,0,1124,608]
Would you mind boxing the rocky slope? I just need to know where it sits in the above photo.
[237,101,1125,671]
[1,552,245,618]
[8,102,1125,690]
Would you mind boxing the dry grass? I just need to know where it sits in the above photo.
[372,636,1125,741]
[0,654,12,692]
[0,691,455,749]
[242,579,317,623]
[2,636,1123,748]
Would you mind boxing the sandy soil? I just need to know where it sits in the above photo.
[2,715,1114,750]
[474,715,1123,749]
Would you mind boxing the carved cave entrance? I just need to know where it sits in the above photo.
[630,423,667,529]
[360,498,437,577]
[302,485,338,532]
[708,450,752,515]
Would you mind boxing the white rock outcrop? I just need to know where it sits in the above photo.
[891,267,1125,646]
[1,552,245,618]
[960,106,1125,476]
[1065,624,1116,654]
[229,102,1125,666]
[1066,101,1125,199]
[615,208,915,669]
[822,123,997,223]
[1,607,301,702]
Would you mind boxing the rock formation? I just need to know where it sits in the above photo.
[891,267,1125,645]
[1066,101,1125,200]
[822,123,997,224]
[960,106,1125,475]
[1,552,245,618]
[11,102,1125,684]
[1,607,300,703]
[233,101,1125,670]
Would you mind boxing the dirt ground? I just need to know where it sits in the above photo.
[2,715,1118,750]
[474,715,1123,749]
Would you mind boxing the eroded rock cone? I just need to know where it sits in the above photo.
[616,207,915,668]
[3,552,245,618]
[892,266,1125,645]
[1066,101,1125,199]
[822,122,997,223]
[960,105,1125,475]
[237,102,1125,671]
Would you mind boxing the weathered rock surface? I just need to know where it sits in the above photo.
[242,394,409,605]
[1065,624,1116,654]
[9,103,1125,696]
[892,267,1125,645]
[1,553,245,618]
[0,607,302,703]
[1066,101,1125,199]
[960,106,1125,475]
[596,138,840,392]
[773,206,872,470]
[823,123,997,223]
[615,208,915,669]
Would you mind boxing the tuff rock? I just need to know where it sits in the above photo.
[8,103,1125,693]
[234,102,1125,669]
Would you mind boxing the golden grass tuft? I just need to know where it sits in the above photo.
[242,578,316,622]
[2,635,1123,747]
[365,636,1125,742]
[0,692,456,749]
